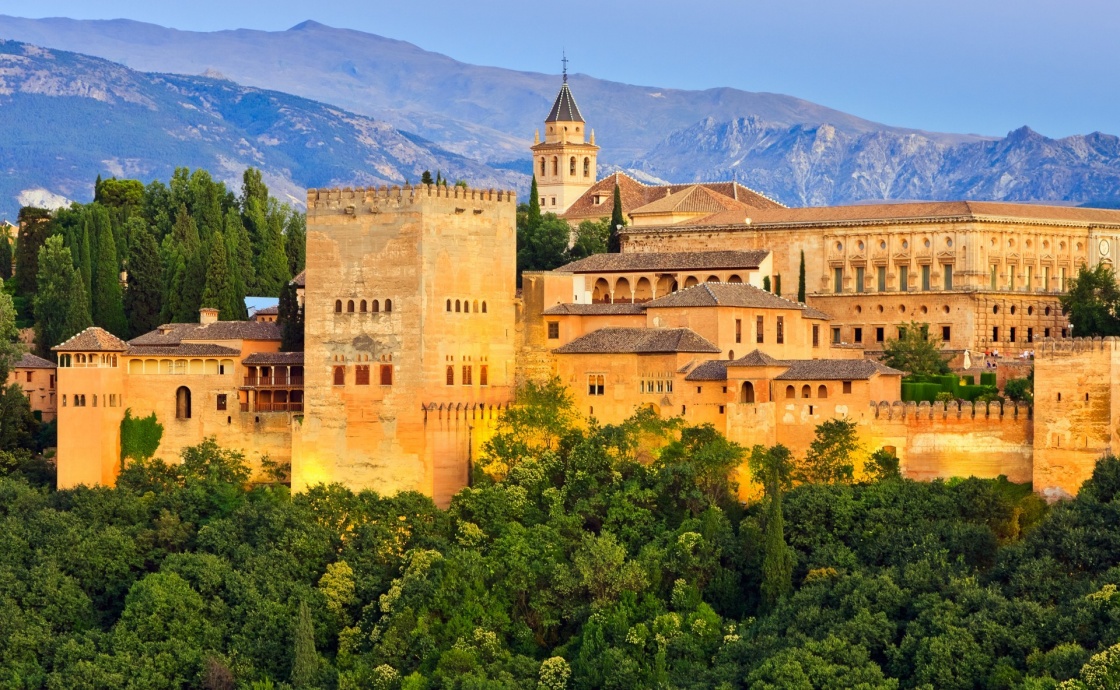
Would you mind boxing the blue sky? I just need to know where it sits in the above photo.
[13,0,1119,138]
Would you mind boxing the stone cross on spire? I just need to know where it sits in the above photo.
[562,51,568,83]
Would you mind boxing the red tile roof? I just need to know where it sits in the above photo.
[561,172,783,224]
[554,327,721,354]
[52,327,128,352]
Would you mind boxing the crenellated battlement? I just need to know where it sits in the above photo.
[869,399,1032,421]
[1034,336,1120,355]
[307,183,517,211]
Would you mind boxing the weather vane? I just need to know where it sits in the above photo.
[562,51,568,83]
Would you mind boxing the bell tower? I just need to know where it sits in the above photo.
[530,56,599,214]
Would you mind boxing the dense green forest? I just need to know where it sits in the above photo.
[12,168,306,357]
[2,382,1119,689]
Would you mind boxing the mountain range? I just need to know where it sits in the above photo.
[2,15,1120,218]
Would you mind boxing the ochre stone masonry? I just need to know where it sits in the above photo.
[50,77,1120,504]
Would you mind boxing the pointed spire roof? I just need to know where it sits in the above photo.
[545,82,585,123]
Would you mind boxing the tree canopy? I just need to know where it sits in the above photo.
[881,321,951,376]
[1061,262,1120,337]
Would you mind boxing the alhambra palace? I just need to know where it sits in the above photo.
[44,78,1120,505]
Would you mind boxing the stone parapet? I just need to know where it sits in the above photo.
[869,399,1032,421]
[307,184,516,211]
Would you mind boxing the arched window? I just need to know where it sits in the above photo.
[175,386,192,419]
[359,300,367,312]
[801,384,811,398]
[785,385,795,399]
[446,299,451,312]
[481,301,487,313]
[335,300,342,313]
[473,300,479,313]
[729,350,735,360]
[455,300,461,312]
[583,157,590,177]
[570,157,577,176]
[552,157,558,176]
[385,299,392,312]
[333,366,345,386]
[741,381,755,403]
[540,157,546,176]
[446,365,455,386]
[371,299,379,313]
[817,385,828,399]
[347,300,355,313]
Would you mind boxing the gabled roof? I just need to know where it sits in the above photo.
[684,360,729,381]
[554,327,721,355]
[291,270,306,287]
[801,306,832,320]
[14,352,56,369]
[545,82,584,123]
[645,282,802,311]
[127,344,242,357]
[129,321,281,347]
[243,352,305,365]
[556,250,769,274]
[541,303,646,316]
[629,185,753,217]
[253,305,279,316]
[52,327,128,352]
[774,360,903,381]
[561,172,784,223]
[730,350,783,367]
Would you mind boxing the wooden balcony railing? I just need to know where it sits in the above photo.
[244,375,304,387]
[240,401,303,413]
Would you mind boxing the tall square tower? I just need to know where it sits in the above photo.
[295,184,517,505]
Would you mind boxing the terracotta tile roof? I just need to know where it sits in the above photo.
[545,82,585,123]
[556,250,769,274]
[684,360,729,381]
[645,282,802,311]
[801,306,832,320]
[541,303,646,316]
[243,352,305,365]
[129,321,281,346]
[553,327,721,354]
[561,172,783,223]
[636,200,1120,231]
[127,344,242,357]
[253,305,279,316]
[14,352,56,369]
[52,327,128,352]
[629,185,753,216]
[291,270,306,287]
[774,359,903,380]
[730,350,784,367]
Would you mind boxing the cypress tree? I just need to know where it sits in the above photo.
[0,232,12,281]
[255,211,291,297]
[774,274,782,298]
[608,182,624,253]
[421,170,433,185]
[166,205,204,322]
[528,176,542,230]
[161,251,186,325]
[125,227,164,338]
[278,282,304,352]
[285,213,306,277]
[290,600,319,688]
[798,250,806,303]
[14,207,52,298]
[201,232,237,320]
[226,208,255,299]
[760,459,793,610]
[91,206,127,336]
[33,236,91,359]
[76,215,93,314]
[762,276,771,292]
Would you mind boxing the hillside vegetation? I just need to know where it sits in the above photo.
[2,385,1120,689]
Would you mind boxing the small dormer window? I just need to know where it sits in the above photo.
[593,195,602,204]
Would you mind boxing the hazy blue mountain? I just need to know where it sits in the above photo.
[631,117,1120,206]
[4,16,1120,210]
[0,40,522,220]
[0,15,980,167]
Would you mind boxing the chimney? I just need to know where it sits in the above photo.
[199,307,219,325]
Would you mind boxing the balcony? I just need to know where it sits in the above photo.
[244,375,304,387]
[241,401,304,413]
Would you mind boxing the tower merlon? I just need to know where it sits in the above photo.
[307,184,517,212]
